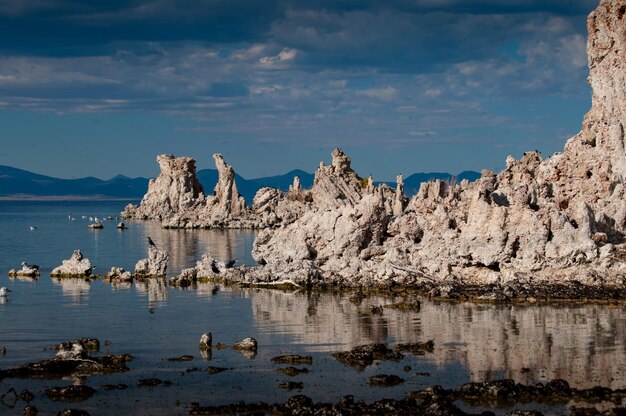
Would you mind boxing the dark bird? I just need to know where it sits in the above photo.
[210,260,220,274]
[218,259,237,269]
[147,236,156,248]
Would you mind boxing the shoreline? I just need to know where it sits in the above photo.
[0,195,140,202]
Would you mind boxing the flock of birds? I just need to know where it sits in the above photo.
[29,214,120,232]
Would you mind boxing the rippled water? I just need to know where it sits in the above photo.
[0,201,625,415]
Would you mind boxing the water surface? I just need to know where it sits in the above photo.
[0,201,625,415]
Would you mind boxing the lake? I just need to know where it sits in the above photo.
[0,201,625,415]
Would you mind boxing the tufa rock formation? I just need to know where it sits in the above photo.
[132,0,624,297]
[122,154,259,228]
[122,154,205,220]
[134,246,169,277]
[243,0,626,293]
[51,250,93,277]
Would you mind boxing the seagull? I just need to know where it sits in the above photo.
[29,225,37,231]
[21,261,39,271]
[218,259,237,269]
[0,287,12,296]
[147,236,157,248]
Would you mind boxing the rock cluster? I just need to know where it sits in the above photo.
[51,250,93,277]
[121,154,260,228]
[243,0,626,292]
[121,154,205,221]
[134,246,169,277]
[152,0,624,296]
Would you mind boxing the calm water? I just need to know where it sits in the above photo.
[0,201,625,415]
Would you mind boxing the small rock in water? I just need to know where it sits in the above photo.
[23,405,38,416]
[56,410,90,416]
[19,389,34,401]
[198,332,212,350]
[233,337,257,351]
[166,355,194,362]
[279,381,304,391]
[207,366,229,374]
[271,355,313,365]
[369,374,405,387]
[45,385,96,402]
[276,367,309,377]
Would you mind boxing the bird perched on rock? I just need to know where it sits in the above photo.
[0,287,12,296]
[147,236,157,248]
[210,260,220,274]
[218,259,237,269]
[21,261,39,271]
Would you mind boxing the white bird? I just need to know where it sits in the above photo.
[89,217,94,221]
[29,225,37,231]
[82,216,87,219]
[21,261,39,271]
[0,287,12,296]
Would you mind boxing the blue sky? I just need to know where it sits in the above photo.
[0,0,597,180]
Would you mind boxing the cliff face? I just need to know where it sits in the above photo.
[248,0,626,292]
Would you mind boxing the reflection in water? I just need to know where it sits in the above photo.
[193,282,221,299]
[132,221,257,275]
[135,278,168,307]
[250,290,626,389]
[52,277,91,305]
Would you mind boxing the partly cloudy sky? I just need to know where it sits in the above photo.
[0,0,598,180]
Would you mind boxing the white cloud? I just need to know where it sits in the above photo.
[259,48,298,65]
[357,86,398,101]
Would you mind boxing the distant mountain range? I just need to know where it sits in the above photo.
[0,165,480,203]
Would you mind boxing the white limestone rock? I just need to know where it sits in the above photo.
[134,246,169,277]
[246,0,626,292]
[121,154,205,220]
[51,250,93,277]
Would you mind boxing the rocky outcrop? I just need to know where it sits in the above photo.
[122,153,264,229]
[243,0,626,293]
[51,250,93,277]
[121,155,205,220]
[134,247,169,277]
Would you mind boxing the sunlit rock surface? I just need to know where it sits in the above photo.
[134,246,169,277]
[121,154,205,221]
[122,153,261,229]
[50,250,93,277]
[245,0,626,292]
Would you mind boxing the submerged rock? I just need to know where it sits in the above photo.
[271,355,313,365]
[45,385,95,402]
[50,251,92,278]
[275,367,309,377]
[0,338,132,381]
[332,344,404,371]
[369,374,405,387]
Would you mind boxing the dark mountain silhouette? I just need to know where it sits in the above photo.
[0,165,479,203]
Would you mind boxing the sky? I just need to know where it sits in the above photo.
[0,0,599,181]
